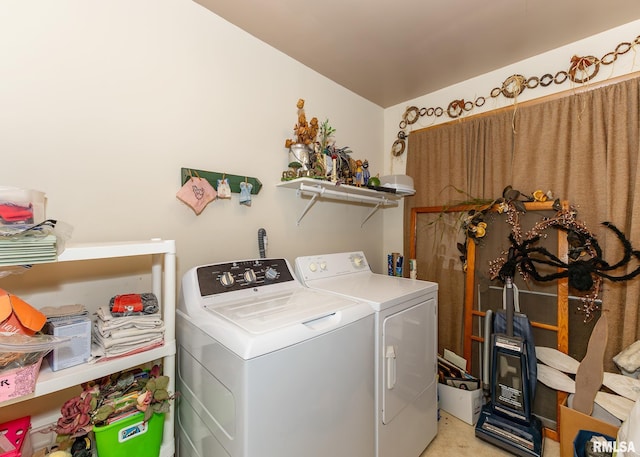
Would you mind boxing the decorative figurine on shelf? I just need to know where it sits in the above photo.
[282,161,302,180]
[354,159,364,186]
[362,159,370,186]
[315,153,327,178]
[283,99,319,176]
[336,146,353,181]
[284,99,319,149]
[331,154,338,183]
[368,174,381,188]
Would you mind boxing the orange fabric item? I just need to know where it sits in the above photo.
[0,293,11,322]
[111,294,143,314]
[0,288,47,336]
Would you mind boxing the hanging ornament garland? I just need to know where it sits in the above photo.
[458,186,640,322]
[392,35,640,157]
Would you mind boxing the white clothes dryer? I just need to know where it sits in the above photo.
[176,258,375,457]
[295,252,439,457]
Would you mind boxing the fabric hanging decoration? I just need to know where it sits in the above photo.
[239,179,253,206]
[217,175,232,199]
[176,170,217,215]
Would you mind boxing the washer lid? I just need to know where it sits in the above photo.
[182,287,374,359]
[204,287,363,334]
[303,272,437,310]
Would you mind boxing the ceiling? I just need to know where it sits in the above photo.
[194,0,640,108]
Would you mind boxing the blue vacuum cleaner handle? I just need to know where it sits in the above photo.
[504,246,517,338]
[505,276,514,337]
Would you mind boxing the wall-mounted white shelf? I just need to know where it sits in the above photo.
[277,178,402,226]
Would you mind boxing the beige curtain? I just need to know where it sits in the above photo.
[404,76,640,368]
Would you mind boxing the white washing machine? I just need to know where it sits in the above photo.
[295,252,439,457]
[175,258,375,457]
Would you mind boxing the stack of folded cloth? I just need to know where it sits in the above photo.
[92,293,165,361]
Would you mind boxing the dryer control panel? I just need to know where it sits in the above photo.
[196,258,295,296]
[295,251,370,282]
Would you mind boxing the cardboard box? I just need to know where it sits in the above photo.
[559,399,620,457]
[43,315,91,371]
[438,382,484,425]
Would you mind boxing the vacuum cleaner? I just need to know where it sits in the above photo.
[475,249,544,457]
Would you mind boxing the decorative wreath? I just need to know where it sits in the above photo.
[458,186,640,321]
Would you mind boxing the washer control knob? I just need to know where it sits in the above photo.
[220,271,235,287]
[309,262,318,272]
[265,267,278,281]
[320,261,327,271]
[244,269,257,284]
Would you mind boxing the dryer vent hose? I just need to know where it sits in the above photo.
[258,228,268,258]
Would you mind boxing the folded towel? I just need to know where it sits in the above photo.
[92,336,164,357]
[92,329,164,350]
[90,339,164,363]
[40,304,88,319]
[91,338,164,360]
[97,317,162,332]
[95,322,165,340]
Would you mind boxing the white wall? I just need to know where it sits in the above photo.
[382,19,640,259]
[1,2,638,278]
[0,0,388,278]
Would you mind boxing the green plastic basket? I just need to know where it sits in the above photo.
[93,412,164,457]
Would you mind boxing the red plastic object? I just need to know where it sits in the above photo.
[0,204,33,225]
[0,416,30,457]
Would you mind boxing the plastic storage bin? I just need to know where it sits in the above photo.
[378,174,415,195]
[0,187,45,227]
[93,412,164,457]
[0,416,31,457]
[0,358,43,403]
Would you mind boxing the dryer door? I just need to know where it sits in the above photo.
[382,299,436,424]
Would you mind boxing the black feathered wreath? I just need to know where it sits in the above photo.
[490,219,640,321]
[496,223,640,288]
[456,186,640,321]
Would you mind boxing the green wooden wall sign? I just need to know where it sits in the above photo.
[181,168,262,195]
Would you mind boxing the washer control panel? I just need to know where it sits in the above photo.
[196,258,295,296]
[295,251,370,282]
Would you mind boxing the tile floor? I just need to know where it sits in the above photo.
[421,411,560,457]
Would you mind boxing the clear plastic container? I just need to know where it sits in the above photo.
[0,187,46,227]
[379,175,415,195]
